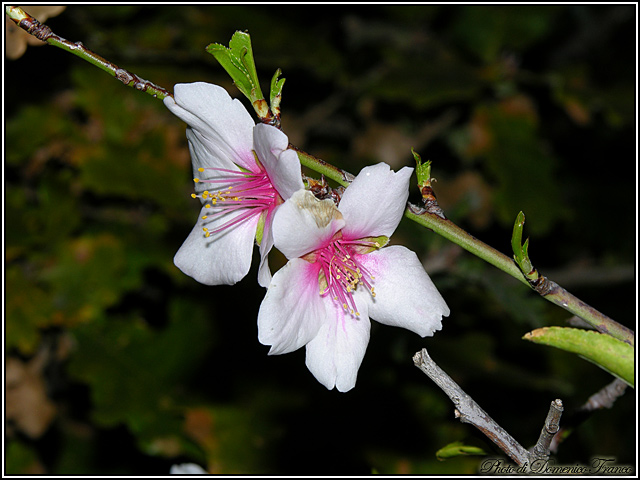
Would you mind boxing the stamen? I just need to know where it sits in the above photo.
[315,238,378,317]
[188,161,280,238]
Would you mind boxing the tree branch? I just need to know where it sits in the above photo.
[412,348,530,466]
[512,213,633,346]
[5,6,172,100]
[413,349,569,468]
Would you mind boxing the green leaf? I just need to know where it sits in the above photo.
[511,211,536,280]
[412,148,432,187]
[269,68,285,116]
[523,327,634,387]
[436,441,486,461]
[206,31,268,118]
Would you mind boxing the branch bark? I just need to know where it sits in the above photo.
[530,399,563,461]
[413,349,569,468]
[412,348,530,466]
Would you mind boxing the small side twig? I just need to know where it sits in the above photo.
[530,399,563,461]
[5,6,172,100]
[413,348,530,466]
[550,378,628,453]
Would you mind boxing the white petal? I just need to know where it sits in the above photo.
[305,295,371,392]
[174,207,259,285]
[339,163,413,239]
[164,82,257,171]
[186,129,238,198]
[253,124,304,200]
[257,210,275,288]
[170,463,208,474]
[258,258,325,355]
[362,246,449,336]
[272,190,345,259]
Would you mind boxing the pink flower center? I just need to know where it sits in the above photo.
[192,163,278,237]
[315,238,378,317]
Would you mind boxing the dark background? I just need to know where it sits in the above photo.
[5,5,636,474]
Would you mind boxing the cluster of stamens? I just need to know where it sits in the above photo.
[191,165,277,238]
[317,239,379,317]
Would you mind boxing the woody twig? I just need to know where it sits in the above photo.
[5,5,172,100]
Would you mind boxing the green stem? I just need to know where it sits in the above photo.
[405,208,530,286]
[5,5,171,100]
[541,282,634,346]
[294,148,353,187]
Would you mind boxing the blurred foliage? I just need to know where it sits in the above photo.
[4,4,636,475]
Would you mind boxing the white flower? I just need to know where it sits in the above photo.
[164,82,303,287]
[258,163,450,392]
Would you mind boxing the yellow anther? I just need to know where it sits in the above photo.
[191,193,197,199]
[198,167,204,172]
[205,232,211,238]
[205,204,211,208]
[193,178,200,183]
[202,227,208,232]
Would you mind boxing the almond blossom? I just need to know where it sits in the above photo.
[164,82,304,287]
[258,163,450,392]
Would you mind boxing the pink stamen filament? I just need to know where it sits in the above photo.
[192,166,277,236]
[316,238,378,317]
